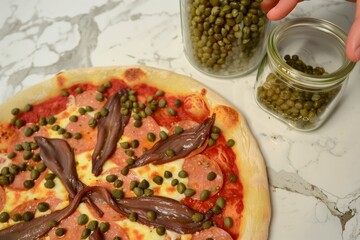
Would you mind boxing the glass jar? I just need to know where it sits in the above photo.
[180,0,269,78]
[255,18,356,131]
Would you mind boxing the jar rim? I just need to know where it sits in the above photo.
[268,17,356,89]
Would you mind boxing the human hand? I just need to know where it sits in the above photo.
[261,0,360,62]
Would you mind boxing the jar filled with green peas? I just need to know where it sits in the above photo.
[180,0,269,77]
[255,18,356,131]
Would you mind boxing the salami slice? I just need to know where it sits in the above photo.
[0,186,5,211]
[45,210,84,240]
[103,223,129,240]
[10,197,62,215]
[191,227,233,240]
[75,89,105,110]
[182,154,224,200]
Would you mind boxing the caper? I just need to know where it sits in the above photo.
[146,210,157,220]
[37,202,50,212]
[15,119,25,128]
[73,132,82,139]
[158,99,167,108]
[216,197,226,209]
[22,211,34,222]
[111,189,124,199]
[78,107,86,115]
[133,187,144,197]
[45,173,56,180]
[130,139,139,148]
[177,182,186,194]
[156,226,166,236]
[138,179,150,189]
[229,173,237,182]
[86,220,98,231]
[11,108,20,115]
[178,170,188,178]
[23,179,35,189]
[78,214,89,225]
[174,126,184,134]
[24,127,33,137]
[61,89,69,97]
[121,166,129,176]
[120,142,130,149]
[159,131,168,140]
[164,170,172,178]
[113,179,123,188]
[47,116,56,125]
[207,171,217,181]
[44,179,55,189]
[129,180,138,190]
[167,108,176,116]
[224,216,233,228]
[11,213,22,222]
[49,219,58,228]
[0,212,10,222]
[144,188,154,196]
[171,179,179,186]
[35,162,46,172]
[212,205,222,214]
[202,220,213,229]
[200,190,210,200]
[153,175,163,185]
[99,222,110,233]
[147,132,156,142]
[226,139,235,147]
[129,212,137,222]
[165,149,175,157]
[106,174,118,183]
[55,228,66,237]
[192,212,204,223]
[81,228,91,239]
[126,157,135,165]
[184,188,196,197]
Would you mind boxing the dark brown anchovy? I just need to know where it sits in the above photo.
[34,136,103,217]
[89,228,103,240]
[114,196,214,234]
[130,114,215,168]
[0,186,102,240]
[92,89,130,176]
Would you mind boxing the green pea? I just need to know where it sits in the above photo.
[146,210,157,220]
[153,176,163,185]
[224,216,233,228]
[111,189,124,199]
[44,179,55,189]
[147,132,156,142]
[177,182,186,194]
[156,226,166,236]
[22,211,34,222]
[99,222,110,233]
[106,174,118,183]
[159,131,168,140]
[55,228,66,237]
[87,220,99,231]
[77,214,89,225]
[216,197,226,209]
[81,228,91,239]
[37,202,50,212]
[0,212,10,222]
[129,212,137,222]
[192,212,204,223]
[226,139,235,147]
[178,170,188,178]
[200,190,210,200]
[184,188,196,197]
[164,170,172,178]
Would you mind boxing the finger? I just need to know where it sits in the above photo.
[345,0,360,61]
[266,0,300,20]
[260,0,280,13]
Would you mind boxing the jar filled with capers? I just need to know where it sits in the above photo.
[180,0,269,77]
[255,18,356,131]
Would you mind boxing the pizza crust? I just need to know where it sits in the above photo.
[0,66,271,239]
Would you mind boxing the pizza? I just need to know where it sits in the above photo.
[0,66,270,240]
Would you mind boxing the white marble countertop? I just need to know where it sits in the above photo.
[1,0,359,239]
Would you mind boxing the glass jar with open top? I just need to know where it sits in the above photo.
[255,18,356,131]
